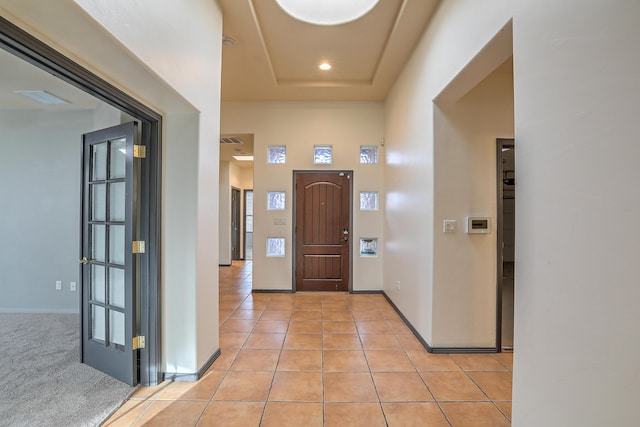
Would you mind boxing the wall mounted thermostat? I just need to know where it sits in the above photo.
[466,217,491,234]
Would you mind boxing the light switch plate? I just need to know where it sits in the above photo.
[443,220,457,233]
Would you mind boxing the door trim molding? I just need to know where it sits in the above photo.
[0,16,163,386]
[496,138,515,353]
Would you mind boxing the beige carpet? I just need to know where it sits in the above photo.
[0,313,135,426]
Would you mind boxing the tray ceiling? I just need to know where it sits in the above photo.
[219,0,440,101]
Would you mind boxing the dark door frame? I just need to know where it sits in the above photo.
[231,187,241,261]
[496,138,515,352]
[0,16,163,386]
[292,170,353,292]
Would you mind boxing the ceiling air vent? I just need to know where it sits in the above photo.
[220,136,244,145]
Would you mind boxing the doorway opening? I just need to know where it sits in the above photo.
[0,16,162,386]
[497,138,515,351]
[219,134,254,265]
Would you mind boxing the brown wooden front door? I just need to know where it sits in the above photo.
[294,172,351,291]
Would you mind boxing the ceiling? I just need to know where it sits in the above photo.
[0,48,99,111]
[0,45,257,167]
[218,0,441,102]
[1,0,442,166]
[220,133,255,168]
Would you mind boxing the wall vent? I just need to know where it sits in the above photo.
[220,136,244,144]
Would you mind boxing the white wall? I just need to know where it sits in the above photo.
[1,0,224,375]
[218,161,232,265]
[432,68,514,347]
[162,111,201,372]
[0,108,118,313]
[384,0,512,345]
[233,165,254,191]
[221,102,385,291]
[73,0,224,374]
[511,1,640,425]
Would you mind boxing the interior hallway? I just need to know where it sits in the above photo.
[104,261,513,426]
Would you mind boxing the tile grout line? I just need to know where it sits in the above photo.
[452,355,512,424]
[124,262,512,426]
[258,292,283,426]
[199,286,256,425]
[409,350,454,427]
[106,398,153,427]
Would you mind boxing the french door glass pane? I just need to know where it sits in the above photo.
[109,225,125,265]
[92,143,107,181]
[91,184,106,221]
[109,310,125,349]
[91,265,105,303]
[109,182,126,221]
[91,305,105,344]
[91,224,105,262]
[109,267,125,309]
[110,138,127,179]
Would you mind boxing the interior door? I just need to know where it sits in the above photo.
[295,172,351,291]
[231,187,241,260]
[81,122,139,385]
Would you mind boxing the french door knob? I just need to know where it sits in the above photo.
[80,257,89,265]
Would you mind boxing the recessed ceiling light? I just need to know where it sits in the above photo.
[275,0,380,26]
[14,90,70,105]
[232,155,254,161]
[319,63,332,71]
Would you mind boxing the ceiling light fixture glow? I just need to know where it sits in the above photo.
[232,155,254,161]
[319,63,332,71]
[275,0,380,26]
[14,90,70,105]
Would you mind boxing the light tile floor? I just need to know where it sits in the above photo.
[104,261,512,426]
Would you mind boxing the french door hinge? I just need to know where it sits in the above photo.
[133,336,146,350]
[132,241,146,254]
[133,145,146,158]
